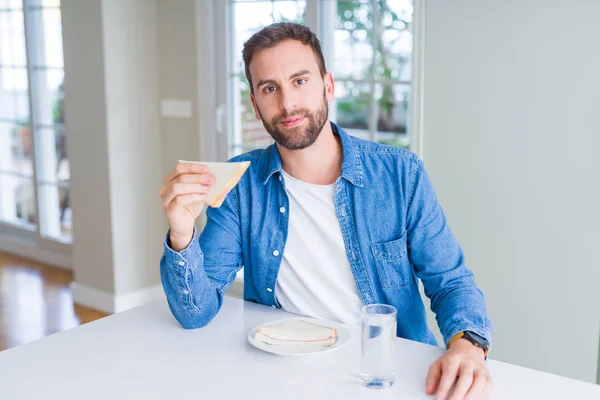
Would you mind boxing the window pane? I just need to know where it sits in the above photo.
[374,0,412,81]
[38,182,70,242]
[42,0,60,8]
[0,0,23,10]
[375,83,410,147]
[28,8,63,68]
[333,0,373,80]
[0,89,29,124]
[0,68,29,124]
[0,69,19,121]
[0,121,34,177]
[0,68,30,123]
[335,80,370,138]
[232,0,306,75]
[0,174,36,229]
[232,1,275,76]
[272,1,305,23]
[0,9,26,67]
[0,122,17,173]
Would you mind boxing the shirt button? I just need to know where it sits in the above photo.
[266,288,273,292]
[273,250,280,256]
[178,261,185,267]
[271,305,277,308]
[279,207,286,213]
[279,175,283,182]
[182,290,189,295]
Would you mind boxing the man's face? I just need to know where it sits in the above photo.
[249,40,335,150]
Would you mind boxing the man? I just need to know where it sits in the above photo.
[159,22,493,400]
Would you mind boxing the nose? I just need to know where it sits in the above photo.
[279,86,297,114]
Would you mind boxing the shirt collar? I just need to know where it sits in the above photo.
[261,121,363,187]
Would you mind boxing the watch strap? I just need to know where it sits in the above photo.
[448,331,490,359]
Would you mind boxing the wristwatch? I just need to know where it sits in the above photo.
[448,331,490,359]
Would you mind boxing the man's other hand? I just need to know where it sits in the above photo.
[425,338,493,400]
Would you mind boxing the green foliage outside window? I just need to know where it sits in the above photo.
[336,0,410,134]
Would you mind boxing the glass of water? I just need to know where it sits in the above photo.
[360,304,397,389]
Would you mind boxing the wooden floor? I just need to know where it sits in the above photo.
[0,251,107,352]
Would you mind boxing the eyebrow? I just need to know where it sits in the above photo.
[255,69,312,90]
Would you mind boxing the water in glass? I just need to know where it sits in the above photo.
[360,304,397,389]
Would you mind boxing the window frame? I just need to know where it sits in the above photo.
[214,0,422,160]
[0,0,71,255]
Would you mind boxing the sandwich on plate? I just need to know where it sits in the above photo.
[253,319,337,349]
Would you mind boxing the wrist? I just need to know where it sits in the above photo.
[449,338,485,357]
[169,230,194,252]
[448,331,490,359]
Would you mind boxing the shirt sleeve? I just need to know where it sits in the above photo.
[160,188,243,329]
[405,158,492,346]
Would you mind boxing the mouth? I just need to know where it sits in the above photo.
[280,116,306,128]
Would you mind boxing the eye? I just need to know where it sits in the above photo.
[263,86,276,94]
[295,78,307,85]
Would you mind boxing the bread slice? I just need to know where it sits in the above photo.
[254,319,337,348]
[177,160,250,208]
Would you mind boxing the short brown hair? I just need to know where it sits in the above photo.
[242,22,327,94]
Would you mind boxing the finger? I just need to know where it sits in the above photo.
[463,369,489,400]
[162,184,210,207]
[449,364,475,400]
[175,173,216,185]
[426,360,443,395]
[165,162,207,183]
[167,193,205,210]
[480,374,494,399]
[435,358,460,400]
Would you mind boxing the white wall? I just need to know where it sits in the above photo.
[421,0,600,383]
[62,0,114,293]
[102,0,164,296]
[157,0,201,178]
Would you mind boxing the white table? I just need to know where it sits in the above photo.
[0,297,599,399]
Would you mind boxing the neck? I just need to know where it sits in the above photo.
[277,122,342,185]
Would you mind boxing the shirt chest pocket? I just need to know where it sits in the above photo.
[370,234,411,290]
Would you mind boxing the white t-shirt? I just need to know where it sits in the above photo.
[275,170,364,326]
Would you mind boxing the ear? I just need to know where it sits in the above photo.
[250,92,261,120]
[324,72,335,103]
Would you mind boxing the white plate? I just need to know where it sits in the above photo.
[247,317,351,356]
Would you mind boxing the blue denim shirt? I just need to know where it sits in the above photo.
[160,122,492,347]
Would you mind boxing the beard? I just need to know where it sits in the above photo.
[257,93,329,151]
